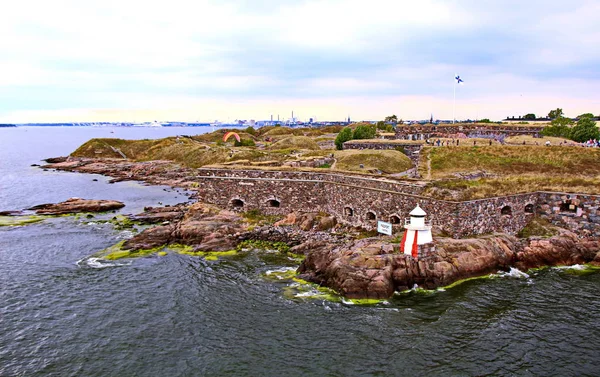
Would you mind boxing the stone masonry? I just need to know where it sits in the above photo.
[191,168,600,238]
[395,124,543,140]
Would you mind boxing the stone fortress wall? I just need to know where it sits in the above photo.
[395,124,543,140]
[192,168,600,238]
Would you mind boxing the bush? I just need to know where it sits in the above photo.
[541,125,572,138]
[245,126,257,136]
[234,139,256,147]
[334,127,353,150]
[570,117,599,142]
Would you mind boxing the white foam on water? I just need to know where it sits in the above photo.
[76,257,132,269]
[497,267,530,279]
[117,230,136,240]
[265,267,296,276]
[295,291,318,298]
[553,264,586,271]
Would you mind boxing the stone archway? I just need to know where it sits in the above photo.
[389,215,401,224]
[501,205,512,216]
[524,203,534,214]
[344,207,354,217]
[267,199,280,208]
[366,211,377,221]
[231,198,244,208]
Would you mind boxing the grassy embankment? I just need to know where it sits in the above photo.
[334,150,412,174]
[420,145,600,200]
[70,126,409,174]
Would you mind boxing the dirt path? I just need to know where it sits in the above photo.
[330,158,337,170]
[425,151,432,180]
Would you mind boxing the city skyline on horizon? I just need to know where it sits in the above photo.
[1,0,598,123]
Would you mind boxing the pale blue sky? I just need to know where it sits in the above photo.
[0,0,598,122]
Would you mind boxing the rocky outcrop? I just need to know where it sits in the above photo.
[123,202,247,252]
[298,232,600,299]
[28,197,125,215]
[129,204,187,224]
[515,229,600,269]
[274,211,337,231]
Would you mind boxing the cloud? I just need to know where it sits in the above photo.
[0,0,598,122]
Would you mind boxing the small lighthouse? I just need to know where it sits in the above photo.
[400,204,435,259]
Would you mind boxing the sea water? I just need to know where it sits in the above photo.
[1,126,599,376]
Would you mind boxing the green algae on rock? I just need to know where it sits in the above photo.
[97,241,165,260]
[169,244,239,261]
[0,215,48,227]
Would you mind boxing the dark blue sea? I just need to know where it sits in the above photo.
[1,126,599,376]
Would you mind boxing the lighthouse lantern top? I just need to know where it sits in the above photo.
[409,204,427,217]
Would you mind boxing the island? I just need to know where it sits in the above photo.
[40,123,600,299]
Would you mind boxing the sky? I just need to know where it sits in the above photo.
[0,0,599,123]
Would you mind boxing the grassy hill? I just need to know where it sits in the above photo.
[420,145,600,200]
[334,150,412,174]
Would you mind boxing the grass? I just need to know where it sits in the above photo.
[268,136,321,151]
[334,150,412,174]
[517,217,558,238]
[241,209,281,226]
[419,145,600,199]
[424,175,600,200]
[425,145,600,179]
[504,135,572,145]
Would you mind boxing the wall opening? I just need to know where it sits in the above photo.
[366,211,376,221]
[231,199,244,208]
[560,200,577,213]
[524,204,534,214]
[267,199,280,208]
[344,207,354,217]
[501,206,512,216]
[389,215,401,224]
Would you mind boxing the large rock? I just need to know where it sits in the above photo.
[123,202,246,252]
[298,232,600,299]
[29,197,125,215]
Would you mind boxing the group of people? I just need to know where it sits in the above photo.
[583,139,600,147]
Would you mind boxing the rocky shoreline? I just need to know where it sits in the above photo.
[37,156,600,299]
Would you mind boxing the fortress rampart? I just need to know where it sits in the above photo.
[395,124,543,140]
[192,168,600,238]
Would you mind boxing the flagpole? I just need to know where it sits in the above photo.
[453,79,456,124]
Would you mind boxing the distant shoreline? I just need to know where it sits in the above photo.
[0,124,16,128]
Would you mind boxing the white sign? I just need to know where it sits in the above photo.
[377,220,393,236]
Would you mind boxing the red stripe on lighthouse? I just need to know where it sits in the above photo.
[400,230,408,253]
[411,230,419,258]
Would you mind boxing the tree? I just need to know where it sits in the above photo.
[550,116,574,127]
[541,116,574,138]
[334,127,353,150]
[384,115,398,124]
[541,124,571,138]
[376,121,387,130]
[352,124,376,140]
[548,108,563,119]
[570,117,599,142]
[523,113,536,120]
[578,113,594,119]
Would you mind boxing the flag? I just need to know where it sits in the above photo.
[455,75,464,84]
